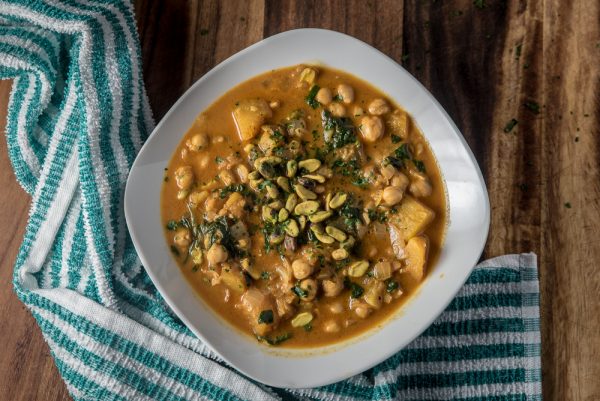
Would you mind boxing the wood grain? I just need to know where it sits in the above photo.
[0,1,598,399]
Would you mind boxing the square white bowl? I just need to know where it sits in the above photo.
[124,28,490,388]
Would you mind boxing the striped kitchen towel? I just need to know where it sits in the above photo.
[0,1,542,400]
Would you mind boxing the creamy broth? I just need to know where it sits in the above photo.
[161,65,446,347]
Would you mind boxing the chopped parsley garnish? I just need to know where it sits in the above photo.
[199,216,245,258]
[368,208,388,223]
[321,110,357,149]
[332,94,343,102]
[215,156,225,164]
[270,130,284,141]
[219,183,251,199]
[292,284,309,298]
[386,280,399,293]
[394,143,412,160]
[260,271,271,280]
[413,159,426,173]
[258,309,274,324]
[391,134,402,143]
[350,282,364,299]
[306,85,320,109]
[340,202,361,232]
[524,100,540,114]
[256,332,292,346]
[303,323,313,332]
[351,174,370,188]
[504,118,518,133]
[166,220,178,231]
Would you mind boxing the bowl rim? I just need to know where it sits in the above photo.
[125,28,490,388]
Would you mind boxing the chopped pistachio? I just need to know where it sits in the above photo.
[348,260,370,277]
[294,200,320,215]
[286,160,298,177]
[325,226,347,242]
[276,176,291,192]
[294,184,317,200]
[309,210,333,223]
[278,208,289,222]
[285,193,298,212]
[298,158,321,172]
[331,248,349,260]
[329,192,347,209]
[284,219,300,237]
[303,174,326,183]
[291,311,313,327]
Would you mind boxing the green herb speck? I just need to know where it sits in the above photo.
[504,118,518,133]
[258,310,274,324]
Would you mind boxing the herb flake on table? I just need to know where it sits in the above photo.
[473,0,486,9]
[504,118,518,133]
[524,100,541,114]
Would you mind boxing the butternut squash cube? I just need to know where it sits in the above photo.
[404,236,429,282]
[220,264,247,294]
[389,195,435,239]
[232,99,273,141]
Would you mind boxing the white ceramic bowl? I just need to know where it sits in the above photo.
[125,28,490,388]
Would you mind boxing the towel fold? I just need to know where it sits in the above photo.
[0,1,541,400]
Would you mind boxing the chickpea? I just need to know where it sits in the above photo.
[174,166,194,190]
[380,164,397,181]
[352,106,364,117]
[188,190,209,208]
[315,87,333,105]
[173,228,191,247]
[236,164,250,183]
[354,304,371,319]
[323,320,340,333]
[206,243,228,267]
[360,116,384,142]
[409,176,433,197]
[186,133,208,151]
[337,84,354,104]
[322,275,343,297]
[328,301,344,314]
[368,98,391,115]
[299,278,317,301]
[269,100,280,109]
[329,102,346,117]
[391,172,409,191]
[219,170,236,186]
[292,258,313,280]
[212,135,225,144]
[382,186,404,206]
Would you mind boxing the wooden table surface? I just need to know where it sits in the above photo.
[1,1,598,400]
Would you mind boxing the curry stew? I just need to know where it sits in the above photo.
[161,65,446,347]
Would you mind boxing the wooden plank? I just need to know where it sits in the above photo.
[0,80,71,400]
[539,1,600,399]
